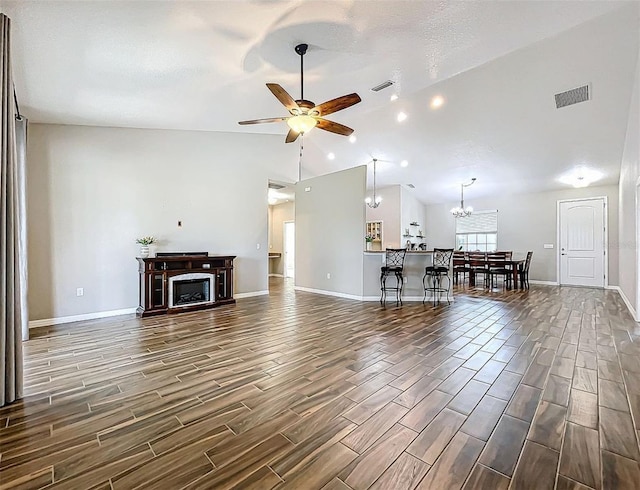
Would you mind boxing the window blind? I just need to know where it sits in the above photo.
[455,211,498,234]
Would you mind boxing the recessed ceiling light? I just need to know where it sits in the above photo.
[397,112,407,122]
[390,94,398,102]
[558,167,603,188]
[400,160,409,167]
[349,135,356,143]
[327,152,335,160]
[430,95,445,109]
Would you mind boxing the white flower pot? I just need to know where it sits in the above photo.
[366,241,372,251]
[140,245,150,258]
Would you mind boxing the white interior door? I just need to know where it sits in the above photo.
[559,198,605,287]
[284,221,295,278]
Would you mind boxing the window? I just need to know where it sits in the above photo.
[455,211,498,252]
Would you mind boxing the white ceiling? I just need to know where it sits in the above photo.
[3,0,639,204]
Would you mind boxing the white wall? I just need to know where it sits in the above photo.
[425,184,619,285]
[295,166,366,297]
[365,185,401,249]
[618,52,640,319]
[400,187,428,249]
[27,124,297,321]
[268,201,294,275]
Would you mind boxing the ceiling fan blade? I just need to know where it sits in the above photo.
[313,93,361,117]
[315,118,354,136]
[285,128,300,143]
[238,117,289,125]
[267,83,299,112]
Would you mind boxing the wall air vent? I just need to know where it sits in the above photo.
[370,80,394,92]
[555,85,590,109]
[268,182,285,189]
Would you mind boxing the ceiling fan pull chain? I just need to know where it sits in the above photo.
[299,136,304,182]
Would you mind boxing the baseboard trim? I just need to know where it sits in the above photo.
[235,290,269,299]
[294,286,363,301]
[29,307,137,329]
[609,285,639,322]
[529,280,559,286]
[29,290,271,328]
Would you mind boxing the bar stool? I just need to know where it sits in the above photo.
[380,248,407,306]
[423,248,454,305]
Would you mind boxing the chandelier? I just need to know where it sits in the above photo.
[365,158,382,208]
[451,178,476,218]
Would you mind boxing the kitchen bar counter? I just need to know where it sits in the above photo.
[363,250,454,302]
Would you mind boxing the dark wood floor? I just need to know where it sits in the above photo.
[2,278,640,489]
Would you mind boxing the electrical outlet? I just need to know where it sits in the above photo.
[326,273,331,279]
[76,288,84,297]
[256,243,261,250]
[544,243,554,249]
[404,277,408,283]
[178,220,182,227]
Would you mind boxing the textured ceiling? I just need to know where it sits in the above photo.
[2,0,639,203]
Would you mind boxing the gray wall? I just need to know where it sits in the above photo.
[618,52,640,316]
[295,166,366,297]
[27,124,296,321]
[425,184,619,285]
[268,201,294,275]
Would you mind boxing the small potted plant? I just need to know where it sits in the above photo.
[365,233,375,251]
[136,236,156,258]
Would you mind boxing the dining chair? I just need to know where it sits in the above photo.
[519,251,533,289]
[487,252,511,289]
[380,248,407,305]
[453,251,470,285]
[467,252,488,287]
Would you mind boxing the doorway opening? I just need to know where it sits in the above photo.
[267,181,295,290]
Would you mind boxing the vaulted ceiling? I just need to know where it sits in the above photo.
[3,0,639,203]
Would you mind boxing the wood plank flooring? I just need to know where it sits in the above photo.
[2,278,640,489]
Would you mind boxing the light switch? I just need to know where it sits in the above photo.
[544,244,554,249]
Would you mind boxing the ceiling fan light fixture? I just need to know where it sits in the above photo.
[287,114,317,134]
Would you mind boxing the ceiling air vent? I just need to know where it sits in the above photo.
[406,184,415,189]
[371,80,394,92]
[555,85,590,109]
[268,182,285,189]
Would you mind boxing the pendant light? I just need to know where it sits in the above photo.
[365,158,382,208]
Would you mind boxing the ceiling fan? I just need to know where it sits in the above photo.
[238,43,361,143]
